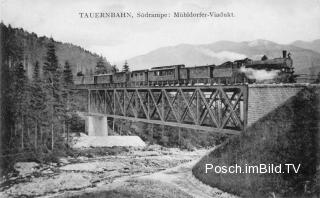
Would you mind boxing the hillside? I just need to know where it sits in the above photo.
[291,39,320,54]
[1,23,112,78]
[126,39,320,75]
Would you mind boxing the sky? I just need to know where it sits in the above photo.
[1,0,320,65]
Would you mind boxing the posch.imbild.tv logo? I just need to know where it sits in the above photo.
[205,164,301,174]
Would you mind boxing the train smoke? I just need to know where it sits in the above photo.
[240,67,279,81]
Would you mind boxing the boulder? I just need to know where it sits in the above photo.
[14,162,40,177]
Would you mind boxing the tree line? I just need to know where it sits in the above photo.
[1,23,80,171]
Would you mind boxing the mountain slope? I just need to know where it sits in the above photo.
[2,23,111,78]
[291,39,320,54]
[126,39,320,75]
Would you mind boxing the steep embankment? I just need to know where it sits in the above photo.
[192,86,320,197]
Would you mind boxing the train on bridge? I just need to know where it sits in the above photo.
[75,50,295,87]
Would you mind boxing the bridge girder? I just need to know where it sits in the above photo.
[85,85,248,135]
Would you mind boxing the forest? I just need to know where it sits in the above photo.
[0,23,113,173]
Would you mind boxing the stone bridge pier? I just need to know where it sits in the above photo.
[85,115,109,136]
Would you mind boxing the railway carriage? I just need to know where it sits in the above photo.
[187,65,215,84]
[130,70,148,85]
[148,65,185,82]
[96,74,113,84]
[74,76,84,85]
[113,72,128,84]
[83,76,95,84]
[212,61,247,84]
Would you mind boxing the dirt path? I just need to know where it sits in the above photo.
[136,160,239,198]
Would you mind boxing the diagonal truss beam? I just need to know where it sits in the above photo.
[164,90,179,122]
[220,89,243,129]
[135,89,149,119]
[219,87,242,128]
[114,89,125,115]
[197,88,219,128]
[148,90,164,121]
[199,89,219,126]
[162,89,180,123]
[124,90,138,118]
[179,88,197,124]
[85,85,247,134]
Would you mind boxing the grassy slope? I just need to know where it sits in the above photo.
[192,87,320,197]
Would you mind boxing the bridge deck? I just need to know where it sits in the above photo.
[81,85,248,135]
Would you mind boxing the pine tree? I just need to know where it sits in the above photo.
[30,61,46,148]
[33,61,40,80]
[43,39,58,76]
[95,56,108,74]
[63,61,73,85]
[11,62,29,149]
[122,60,129,72]
[62,61,77,146]
[111,65,119,73]
[43,39,64,150]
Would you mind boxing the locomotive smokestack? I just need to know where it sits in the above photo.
[282,50,287,58]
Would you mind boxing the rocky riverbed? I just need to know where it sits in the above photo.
[0,145,209,197]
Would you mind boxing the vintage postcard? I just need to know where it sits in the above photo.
[0,0,319,197]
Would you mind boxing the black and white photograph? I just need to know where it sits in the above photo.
[0,0,319,197]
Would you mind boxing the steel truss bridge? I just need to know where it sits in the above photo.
[83,85,248,135]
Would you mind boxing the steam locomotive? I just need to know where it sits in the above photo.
[74,51,295,86]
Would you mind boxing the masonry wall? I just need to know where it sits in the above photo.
[85,116,109,136]
[247,84,306,126]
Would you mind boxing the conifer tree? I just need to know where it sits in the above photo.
[43,39,63,150]
[11,62,29,149]
[33,61,40,80]
[63,61,73,85]
[95,56,108,74]
[111,65,119,73]
[61,61,77,145]
[30,61,46,148]
[43,39,58,76]
[122,60,129,72]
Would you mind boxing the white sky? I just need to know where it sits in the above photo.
[1,0,320,65]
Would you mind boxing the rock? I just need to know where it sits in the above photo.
[79,133,88,137]
[77,156,88,162]
[59,157,69,164]
[4,172,92,197]
[49,162,58,167]
[14,162,40,177]
[60,161,124,172]
[42,169,54,174]
[73,136,146,148]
